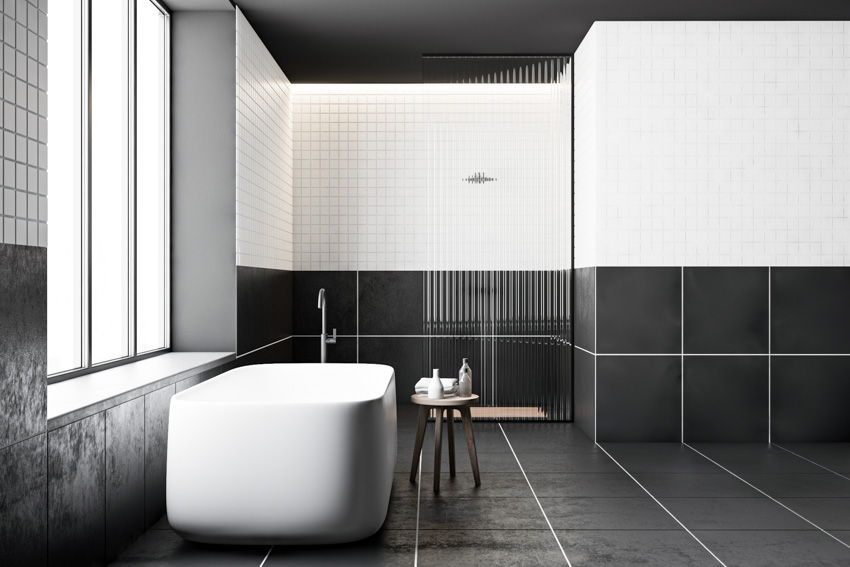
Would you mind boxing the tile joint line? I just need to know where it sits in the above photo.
[499,423,573,567]
[772,443,850,482]
[684,442,850,552]
[259,545,274,567]
[596,443,728,567]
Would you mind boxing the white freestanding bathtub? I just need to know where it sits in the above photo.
[166,363,397,545]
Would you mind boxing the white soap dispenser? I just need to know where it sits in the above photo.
[428,368,444,399]
[458,358,472,396]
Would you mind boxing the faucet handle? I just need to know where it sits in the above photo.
[326,328,337,344]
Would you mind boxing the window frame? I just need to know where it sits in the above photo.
[48,0,172,384]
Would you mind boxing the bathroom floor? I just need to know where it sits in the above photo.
[110,405,850,566]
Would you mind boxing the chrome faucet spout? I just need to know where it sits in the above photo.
[317,289,335,363]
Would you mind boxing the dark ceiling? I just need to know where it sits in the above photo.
[231,0,850,83]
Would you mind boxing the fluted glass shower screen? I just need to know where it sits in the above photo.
[422,56,572,421]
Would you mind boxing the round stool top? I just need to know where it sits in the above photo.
[410,393,479,407]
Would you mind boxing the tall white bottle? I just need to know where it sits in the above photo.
[428,368,444,399]
[458,358,472,396]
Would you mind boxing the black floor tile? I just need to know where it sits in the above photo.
[526,473,646,498]
[406,498,549,531]
[264,530,415,567]
[394,472,531,499]
[514,452,623,474]
[658,497,814,530]
[775,498,850,530]
[775,443,850,473]
[632,473,760,498]
[397,449,521,474]
[109,529,270,566]
[694,530,850,567]
[541,497,679,530]
[558,530,719,566]
[690,443,830,474]
[602,451,723,474]
[740,474,850,497]
[416,530,565,567]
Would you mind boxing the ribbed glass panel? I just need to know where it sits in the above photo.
[422,57,572,421]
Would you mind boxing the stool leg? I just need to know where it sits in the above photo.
[461,406,481,486]
[410,405,429,483]
[433,407,444,492]
[447,408,456,477]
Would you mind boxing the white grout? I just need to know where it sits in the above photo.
[772,444,850,482]
[596,444,728,567]
[259,545,274,567]
[498,423,572,566]
[684,443,850,552]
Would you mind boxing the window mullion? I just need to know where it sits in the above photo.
[129,0,138,358]
[84,0,93,371]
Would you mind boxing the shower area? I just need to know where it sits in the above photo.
[421,56,572,421]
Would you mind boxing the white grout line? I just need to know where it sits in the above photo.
[684,443,850,552]
[414,449,422,567]
[596,443,728,567]
[236,336,292,359]
[681,267,684,443]
[772,444,850,482]
[498,423,572,566]
[574,344,594,356]
[768,266,772,444]
[259,545,274,567]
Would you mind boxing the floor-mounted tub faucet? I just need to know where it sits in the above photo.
[317,288,337,363]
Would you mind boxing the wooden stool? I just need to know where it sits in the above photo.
[410,394,481,492]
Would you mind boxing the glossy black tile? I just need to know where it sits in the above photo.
[394,497,548,530]
[633,473,760,498]
[596,355,681,442]
[683,267,768,354]
[557,530,719,567]
[771,356,850,442]
[574,267,596,352]
[525,472,645,498]
[48,413,105,567]
[145,385,174,528]
[772,267,850,354]
[690,443,828,474]
[0,243,46,448]
[574,347,595,440]
[0,434,46,566]
[596,267,681,354]
[266,530,415,566]
[359,337,422,403]
[775,443,850,473]
[741,474,850,497]
[776,498,850,530]
[694,530,850,567]
[293,271,357,335]
[109,529,269,566]
[292,337,357,364]
[236,266,292,355]
[105,398,145,562]
[358,271,423,335]
[683,356,769,442]
[600,450,722,474]
[233,336,293,366]
[542,497,677,530]
[659,497,811,530]
[416,530,563,567]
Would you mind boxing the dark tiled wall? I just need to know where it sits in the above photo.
[581,266,850,443]
[573,268,596,439]
[292,270,572,416]
[236,266,293,356]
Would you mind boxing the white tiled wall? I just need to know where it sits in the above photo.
[293,80,571,271]
[1,0,47,247]
[235,8,293,270]
[575,21,850,267]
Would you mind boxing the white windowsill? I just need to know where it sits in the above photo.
[47,352,235,430]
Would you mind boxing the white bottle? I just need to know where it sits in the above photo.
[458,358,472,397]
[428,368,444,399]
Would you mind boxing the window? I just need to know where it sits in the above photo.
[48,0,170,381]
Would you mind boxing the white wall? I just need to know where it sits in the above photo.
[292,81,571,271]
[235,8,293,271]
[1,0,47,246]
[574,21,850,267]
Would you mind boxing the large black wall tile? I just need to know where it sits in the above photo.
[596,356,681,442]
[0,434,46,566]
[105,398,145,562]
[48,413,105,567]
[772,268,850,354]
[236,266,292,355]
[358,271,423,335]
[683,268,768,354]
[360,337,423,404]
[293,271,357,335]
[596,267,681,354]
[144,385,174,528]
[234,337,294,367]
[683,356,769,442]
[574,267,596,352]
[575,348,595,440]
[292,336,357,363]
[772,356,850,442]
[0,243,46,448]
